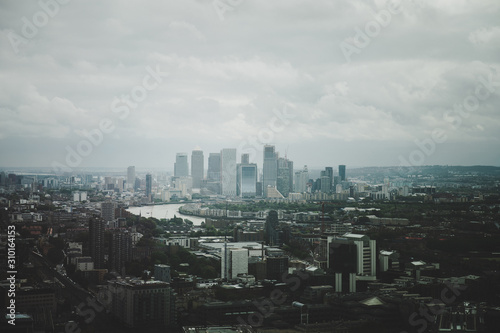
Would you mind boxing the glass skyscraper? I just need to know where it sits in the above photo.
[191,150,204,188]
[263,145,277,196]
[221,148,237,196]
[174,153,189,177]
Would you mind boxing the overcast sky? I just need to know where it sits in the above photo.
[1,0,499,172]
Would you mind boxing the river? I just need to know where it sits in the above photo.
[125,203,206,226]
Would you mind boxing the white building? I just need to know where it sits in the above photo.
[127,166,135,190]
[153,236,191,248]
[327,233,377,280]
[75,257,94,271]
[221,248,249,280]
[294,165,309,193]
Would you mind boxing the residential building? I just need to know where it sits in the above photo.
[89,218,105,269]
[101,201,115,222]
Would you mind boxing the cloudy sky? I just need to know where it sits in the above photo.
[1,0,499,172]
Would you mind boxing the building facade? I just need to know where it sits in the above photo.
[191,149,204,188]
[127,166,135,190]
[221,248,249,280]
[89,218,105,269]
[175,153,189,177]
[263,145,277,196]
[237,163,257,197]
[106,280,174,328]
[220,148,237,196]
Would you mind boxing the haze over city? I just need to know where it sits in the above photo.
[1,0,499,169]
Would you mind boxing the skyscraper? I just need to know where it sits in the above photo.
[89,218,105,269]
[127,166,135,190]
[294,165,309,193]
[325,166,333,188]
[263,145,277,196]
[339,165,346,181]
[277,157,291,197]
[174,153,189,177]
[241,153,250,165]
[237,163,257,197]
[146,173,152,199]
[0,171,6,186]
[207,153,221,181]
[220,148,237,196]
[320,175,331,193]
[191,150,204,188]
[287,159,294,194]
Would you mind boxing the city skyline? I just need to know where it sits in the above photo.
[1,1,499,170]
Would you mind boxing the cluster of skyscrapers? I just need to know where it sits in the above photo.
[170,145,346,199]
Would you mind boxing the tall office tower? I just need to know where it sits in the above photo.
[191,150,204,188]
[154,264,171,283]
[241,153,250,165]
[89,218,105,269]
[207,153,221,181]
[127,166,135,189]
[339,165,346,181]
[277,157,290,197]
[174,153,189,177]
[320,175,331,193]
[287,160,294,193]
[294,165,309,193]
[325,166,333,189]
[109,230,132,275]
[0,171,6,186]
[106,280,174,328]
[325,167,333,180]
[221,248,249,280]
[220,148,237,196]
[263,145,277,196]
[101,201,115,222]
[237,163,257,197]
[328,233,376,279]
[145,173,152,198]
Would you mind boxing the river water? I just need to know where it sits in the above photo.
[125,203,206,226]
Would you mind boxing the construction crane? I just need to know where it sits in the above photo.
[318,201,336,233]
